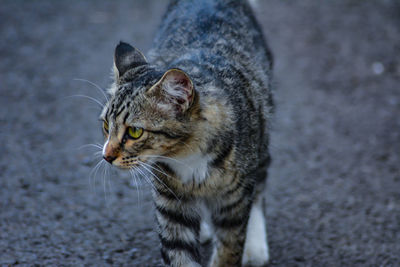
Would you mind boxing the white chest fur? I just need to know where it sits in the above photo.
[161,153,211,184]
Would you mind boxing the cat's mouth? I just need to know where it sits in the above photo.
[103,155,155,171]
[104,157,140,169]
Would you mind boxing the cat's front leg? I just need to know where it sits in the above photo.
[208,187,252,267]
[153,188,202,267]
[210,209,249,267]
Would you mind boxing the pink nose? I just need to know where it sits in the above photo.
[103,141,119,164]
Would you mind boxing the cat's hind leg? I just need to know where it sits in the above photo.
[242,191,269,267]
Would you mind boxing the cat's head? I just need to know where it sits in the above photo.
[100,42,200,169]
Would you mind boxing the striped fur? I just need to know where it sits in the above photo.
[99,0,273,266]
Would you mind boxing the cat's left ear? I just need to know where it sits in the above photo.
[113,41,147,80]
[149,69,195,114]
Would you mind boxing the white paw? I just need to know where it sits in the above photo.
[242,201,269,266]
[242,240,269,266]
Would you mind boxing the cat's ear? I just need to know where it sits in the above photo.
[150,69,195,114]
[113,41,147,79]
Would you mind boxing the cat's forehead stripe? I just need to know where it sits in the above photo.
[123,112,130,124]
[106,69,165,122]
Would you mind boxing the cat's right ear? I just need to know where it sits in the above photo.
[147,69,195,115]
[113,41,147,80]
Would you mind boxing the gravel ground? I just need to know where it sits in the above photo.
[1,1,399,266]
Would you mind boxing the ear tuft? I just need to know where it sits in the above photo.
[114,41,147,78]
[154,69,195,114]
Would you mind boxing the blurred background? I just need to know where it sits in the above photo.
[0,0,399,266]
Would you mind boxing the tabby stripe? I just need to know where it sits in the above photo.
[161,248,171,265]
[147,129,182,139]
[222,177,242,196]
[156,162,176,176]
[156,205,200,232]
[106,107,112,119]
[233,69,257,113]
[156,188,182,201]
[156,187,189,202]
[122,112,129,124]
[211,138,233,168]
[160,236,201,262]
[213,216,247,229]
[219,189,250,214]
[115,107,124,117]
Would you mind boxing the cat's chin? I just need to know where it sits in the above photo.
[115,164,137,170]
[116,165,132,170]
[105,161,138,170]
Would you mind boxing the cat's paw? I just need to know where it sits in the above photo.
[242,235,269,267]
[242,249,269,267]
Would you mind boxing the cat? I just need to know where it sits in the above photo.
[99,0,273,266]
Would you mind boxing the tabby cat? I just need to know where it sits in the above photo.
[100,0,273,266]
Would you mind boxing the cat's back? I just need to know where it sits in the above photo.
[150,0,272,76]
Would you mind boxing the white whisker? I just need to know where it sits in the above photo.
[139,162,180,202]
[89,159,104,192]
[142,155,193,171]
[65,94,104,108]
[73,78,109,102]
[78,143,103,150]
[102,163,109,204]
[136,165,158,193]
[106,163,112,195]
[94,151,103,156]
[130,167,144,207]
[139,160,173,180]
[96,160,106,194]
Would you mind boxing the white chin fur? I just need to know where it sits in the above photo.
[160,153,211,185]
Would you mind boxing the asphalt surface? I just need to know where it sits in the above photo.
[1,1,399,266]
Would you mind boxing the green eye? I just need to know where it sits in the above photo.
[127,127,143,139]
[103,121,109,133]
